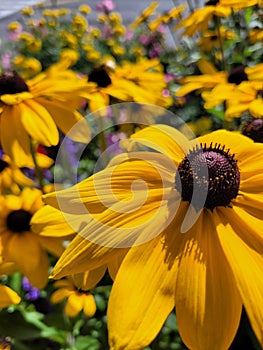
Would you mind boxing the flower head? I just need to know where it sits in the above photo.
[0,66,93,166]
[0,188,73,288]
[45,124,263,349]
[50,271,100,318]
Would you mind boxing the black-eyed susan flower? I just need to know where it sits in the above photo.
[175,58,228,97]
[45,124,263,350]
[50,271,101,318]
[85,58,172,113]
[129,1,159,30]
[0,188,74,289]
[202,80,263,120]
[0,65,93,166]
[175,2,231,37]
[148,5,186,31]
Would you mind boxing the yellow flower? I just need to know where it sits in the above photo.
[59,49,80,68]
[0,285,20,309]
[60,31,78,49]
[0,188,46,288]
[109,12,122,25]
[0,189,74,289]
[198,26,237,52]
[84,58,172,112]
[26,38,42,53]
[58,8,70,16]
[203,81,263,120]
[86,51,101,61]
[90,28,101,38]
[175,58,228,97]
[175,59,251,99]
[175,3,231,37]
[21,7,34,16]
[249,28,263,43]
[78,5,91,14]
[46,124,263,349]
[220,0,261,9]
[7,22,20,31]
[111,45,126,56]
[129,1,158,29]
[18,57,42,78]
[113,25,126,36]
[149,5,186,31]
[72,14,88,35]
[50,272,99,318]
[0,66,92,166]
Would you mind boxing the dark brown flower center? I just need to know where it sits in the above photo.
[88,67,112,88]
[241,118,263,142]
[6,209,32,233]
[0,71,29,96]
[227,65,248,85]
[0,159,9,172]
[205,0,219,5]
[175,143,240,210]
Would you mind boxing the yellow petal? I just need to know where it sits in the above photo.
[83,293,96,318]
[215,210,263,346]
[73,266,107,290]
[175,211,242,350]
[21,99,59,146]
[36,97,91,143]
[1,105,32,167]
[234,192,263,220]
[38,236,67,257]
[128,124,190,162]
[51,187,178,279]
[44,151,176,215]
[0,285,21,308]
[108,232,178,350]
[65,293,84,317]
[2,232,49,289]
[219,206,263,254]
[50,288,72,304]
[31,205,76,237]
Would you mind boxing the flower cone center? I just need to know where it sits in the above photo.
[88,67,112,87]
[6,209,32,233]
[176,144,240,210]
[0,72,29,95]
[242,118,263,142]
[0,159,9,172]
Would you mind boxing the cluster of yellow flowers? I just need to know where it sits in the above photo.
[0,1,263,350]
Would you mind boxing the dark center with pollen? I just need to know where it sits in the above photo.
[241,118,263,142]
[227,65,248,85]
[175,143,240,210]
[6,209,32,233]
[88,67,112,88]
[0,159,8,172]
[0,71,29,96]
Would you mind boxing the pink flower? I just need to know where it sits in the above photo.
[1,51,12,70]
[96,0,115,13]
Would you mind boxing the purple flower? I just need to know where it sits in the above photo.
[22,277,41,301]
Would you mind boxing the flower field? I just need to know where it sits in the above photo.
[0,0,263,349]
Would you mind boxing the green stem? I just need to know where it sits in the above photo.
[215,16,226,71]
[29,137,45,193]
